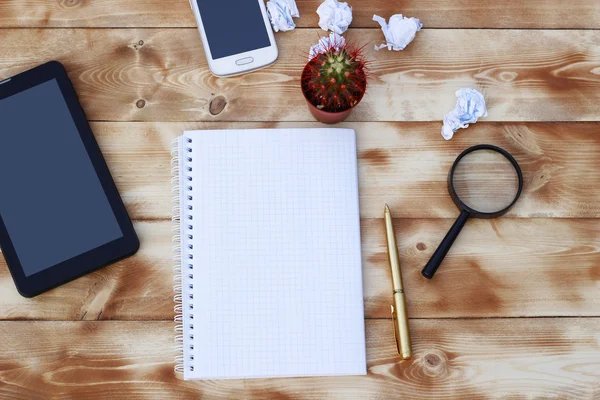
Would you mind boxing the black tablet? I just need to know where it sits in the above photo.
[0,61,139,297]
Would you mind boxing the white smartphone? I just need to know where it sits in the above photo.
[190,0,279,77]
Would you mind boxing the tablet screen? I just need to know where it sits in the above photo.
[0,79,123,277]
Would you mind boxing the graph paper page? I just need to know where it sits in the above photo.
[183,128,366,380]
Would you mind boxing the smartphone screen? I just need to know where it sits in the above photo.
[196,0,271,60]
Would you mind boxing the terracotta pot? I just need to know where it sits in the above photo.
[305,102,353,124]
[301,63,366,124]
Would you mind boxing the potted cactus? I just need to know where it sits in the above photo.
[301,41,368,124]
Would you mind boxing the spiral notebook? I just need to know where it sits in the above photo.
[172,128,366,380]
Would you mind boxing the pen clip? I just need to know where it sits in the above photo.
[391,305,401,354]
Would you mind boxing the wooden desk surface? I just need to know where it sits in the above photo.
[0,1,599,398]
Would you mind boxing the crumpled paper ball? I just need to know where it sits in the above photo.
[373,14,422,51]
[317,0,353,34]
[308,32,346,60]
[266,0,300,32]
[442,88,488,140]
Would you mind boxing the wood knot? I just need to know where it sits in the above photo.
[503,125,543,156]
[421,350,448,377]
[416,242,427,251]
[424,353,441,367]
[527,163,562,193]
[209,95,227,115]
[136,99,146,109]
[60,0,81,8]
[132,40,145,50]
[499,71,518,82]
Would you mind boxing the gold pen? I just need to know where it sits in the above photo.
[384,204,412,359]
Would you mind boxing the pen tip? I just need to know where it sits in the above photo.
[385,204,390,212]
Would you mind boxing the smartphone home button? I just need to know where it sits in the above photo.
[235,57,254,66]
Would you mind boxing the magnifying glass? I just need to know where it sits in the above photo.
[421,144,523,279]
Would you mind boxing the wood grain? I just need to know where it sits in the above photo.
[1,218,598,320]
[0,29,599,122]
[0,221,172,321]
[1,0,599,29]
[84,121,600,220]
[0,0,598,397]
[0,319,598,399]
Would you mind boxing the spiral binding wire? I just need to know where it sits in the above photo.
[172,136,195,375]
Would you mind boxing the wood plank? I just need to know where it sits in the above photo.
[0,319,598,399]
[1,29,599,122]
[0,221,172,321]
[1,218,598,320]
[362,218,600,319]
[1,0,599,29]
[87,121,600,220]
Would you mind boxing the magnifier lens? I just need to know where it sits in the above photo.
[452,149,520,213]
[422,145,523,280]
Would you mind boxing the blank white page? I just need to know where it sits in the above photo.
[182,128,366,380]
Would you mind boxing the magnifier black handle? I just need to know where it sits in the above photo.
[422,210,470,279]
